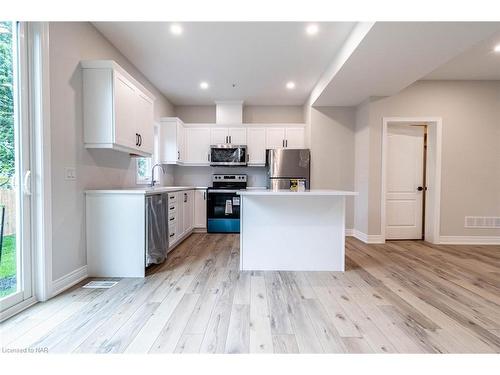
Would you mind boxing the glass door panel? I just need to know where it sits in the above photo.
[0,21,32,313]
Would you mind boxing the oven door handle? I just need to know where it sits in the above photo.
[208,189,242,194]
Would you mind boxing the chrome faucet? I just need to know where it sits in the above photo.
[150,163,166,188]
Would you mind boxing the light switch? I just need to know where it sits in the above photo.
[65,167,76,180]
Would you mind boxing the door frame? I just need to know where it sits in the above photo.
[0,22,52,322]
[381,117,442,244]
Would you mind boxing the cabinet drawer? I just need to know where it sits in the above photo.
[168,210,177,222]
[168,203,177,214]
[168,223,177,243]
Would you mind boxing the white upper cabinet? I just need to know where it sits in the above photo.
[82,60,155,157]
[135,91,155,153]
[228,128,247,145]
[265,127,305,149]
[247,128,266,165]
[265,127,286,149]
[159,117,185,164]
[185,127,211,164]
[160,119,305,166]
[284,127,305,148]
[210,127,247,145]
[210,128,228,145]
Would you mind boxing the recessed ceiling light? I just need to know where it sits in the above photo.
[494,44,500,53]
[170,24,183,35]
[306,24,319,36]
[200,81,209,90]
[286,81,296,89]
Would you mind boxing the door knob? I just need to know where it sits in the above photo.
[417,186,424,191]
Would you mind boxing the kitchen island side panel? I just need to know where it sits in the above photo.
[86,193,146,277]
[240,194,345,271]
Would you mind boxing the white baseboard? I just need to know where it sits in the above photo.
[345,228,354,236]
[51,265,88,298]
[439,236,500,245]
[352,229,385,244]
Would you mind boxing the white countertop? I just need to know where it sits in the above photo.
[85,186,207,195]
[237,189,358,196]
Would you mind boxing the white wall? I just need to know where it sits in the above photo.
[353,100,370,235]
[355,80,500,237]
[309,107,355,229]
[49,22,175,282]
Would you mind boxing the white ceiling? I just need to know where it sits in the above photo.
[425,30,500,80]
[93,22,356,105]
[313,22,500,106]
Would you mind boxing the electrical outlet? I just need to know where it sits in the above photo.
[65,167,76,180]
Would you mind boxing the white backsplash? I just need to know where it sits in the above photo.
[171,165,267,187]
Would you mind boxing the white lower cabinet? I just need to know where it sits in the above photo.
[194,189,207,229]
[168,189,195,251]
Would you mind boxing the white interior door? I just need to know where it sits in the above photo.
[386,125,425,239]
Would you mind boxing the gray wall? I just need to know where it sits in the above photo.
[49,22,175,281]
[355,80,500,237]
[174,105,304,124]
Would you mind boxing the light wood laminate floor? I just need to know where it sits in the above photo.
[1,234,499,353]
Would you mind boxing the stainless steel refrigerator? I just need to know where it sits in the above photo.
[266,149,311,190]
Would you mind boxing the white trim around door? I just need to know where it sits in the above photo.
[28,22,53,303]
[381,117,442,244]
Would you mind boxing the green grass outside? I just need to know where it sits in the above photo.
[0,234,16,297]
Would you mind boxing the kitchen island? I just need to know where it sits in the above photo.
[237,189,358,271]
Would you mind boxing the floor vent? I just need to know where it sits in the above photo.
[82,281,118,289]
[464,216,500,229]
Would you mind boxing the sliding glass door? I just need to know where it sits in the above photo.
[0,21,32,314]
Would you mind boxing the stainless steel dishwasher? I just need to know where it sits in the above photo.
[145,193,168,266]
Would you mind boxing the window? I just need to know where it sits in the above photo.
[136,157,152,184]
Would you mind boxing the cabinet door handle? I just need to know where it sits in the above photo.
[177,150,180,160]
[285,139,288,147]
[282,139,285,147]
[229,136,232,143]
[138,134,142,147]
[135,133,139,146]
[203,191,206,200]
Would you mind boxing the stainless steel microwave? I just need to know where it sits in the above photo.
[209,144,248,166]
